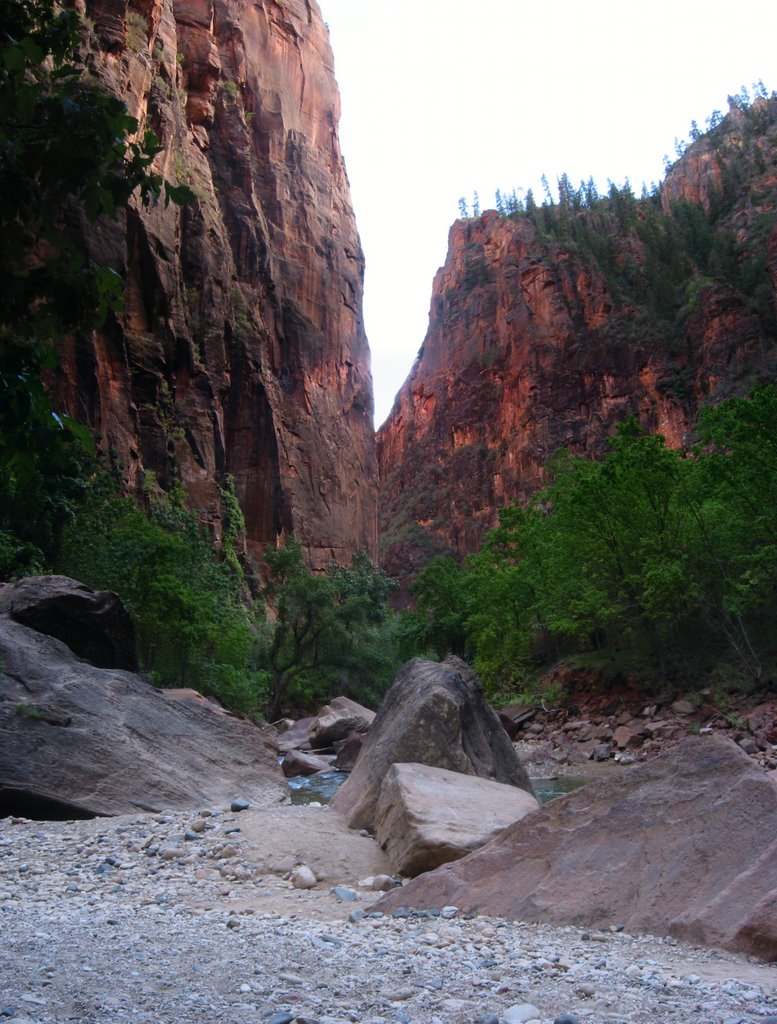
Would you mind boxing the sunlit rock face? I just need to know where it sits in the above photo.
[378,102,777,586]
[52,0,377,567]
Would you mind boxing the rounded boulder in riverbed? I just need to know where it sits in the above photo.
[504,1005,542,1024]
[290,865,317,889]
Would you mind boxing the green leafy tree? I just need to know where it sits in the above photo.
[684,386,777,679]
[407,555,470,660]
[260,541,398,718]
[56,471,262,710]
[410,393,777,699]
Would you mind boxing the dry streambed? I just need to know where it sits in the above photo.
[1,804,776,1024]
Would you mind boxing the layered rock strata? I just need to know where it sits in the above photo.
[378,101,777,581]
[54,0,376,567]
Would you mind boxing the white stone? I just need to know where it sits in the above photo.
[504,1004,541,1024]
[291,865,318,889]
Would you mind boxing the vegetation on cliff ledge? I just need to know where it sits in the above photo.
[460,84,777,350]
[403,387,777,703]
[0,0,189,580]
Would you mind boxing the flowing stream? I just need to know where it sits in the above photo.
[287,771,586,806]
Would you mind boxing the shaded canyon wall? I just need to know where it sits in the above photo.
[53,0,377,568]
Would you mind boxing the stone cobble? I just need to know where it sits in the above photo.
[1,809,776,1024]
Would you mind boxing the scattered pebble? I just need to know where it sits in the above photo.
[1,808,775,1024]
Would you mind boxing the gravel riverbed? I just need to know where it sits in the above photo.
[1,805,776,1024]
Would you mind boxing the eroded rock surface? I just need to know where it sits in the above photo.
[51,0,376,568]
[330,657,534,830]
[0,575,137,671]
[0,614,285,817]
[375,735,777,961]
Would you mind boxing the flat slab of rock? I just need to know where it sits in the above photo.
[282,749,334,778]
[375,762,540,876]
[374,735,777,960]
[0,616,286,817]
[330,657,534,830]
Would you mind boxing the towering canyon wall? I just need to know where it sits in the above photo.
[52,0,376,567]
[378,100,777,583]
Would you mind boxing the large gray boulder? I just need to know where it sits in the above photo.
[375,735,777,961]
[0,575,137,670]
[329,657,534,830]
[375,762,540,876]
[0,615,286,818]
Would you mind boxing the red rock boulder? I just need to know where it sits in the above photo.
[375,735,777,960]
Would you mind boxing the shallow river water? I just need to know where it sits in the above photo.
[287,770,586,805]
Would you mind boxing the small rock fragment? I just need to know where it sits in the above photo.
[330,885,359,901]
[504,1005,541,1024]
[291,865,317,890]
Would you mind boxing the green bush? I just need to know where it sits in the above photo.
[56,471,265,712]
[403,389,777,699]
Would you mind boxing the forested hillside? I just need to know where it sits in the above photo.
[379,89,777,588]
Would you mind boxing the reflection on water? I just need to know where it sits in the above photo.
[287,770,586,806]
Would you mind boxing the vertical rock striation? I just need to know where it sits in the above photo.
[53,0,377,567]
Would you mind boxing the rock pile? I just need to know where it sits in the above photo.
[276,697,375,776]
[330,657,534,830]
[501,690,777,773]
[1,804,776,1024]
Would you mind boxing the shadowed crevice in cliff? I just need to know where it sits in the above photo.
[225,355,288,545]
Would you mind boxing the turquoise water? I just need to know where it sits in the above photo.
[288,770,350,805]
[531,775,587,803]
[288,771,586,806]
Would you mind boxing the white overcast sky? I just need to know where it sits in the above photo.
[317,1,777,427]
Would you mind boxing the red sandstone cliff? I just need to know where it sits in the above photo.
[378,99,777,584]
[51,0,376,568]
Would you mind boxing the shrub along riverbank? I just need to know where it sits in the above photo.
[404,386,777,705]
